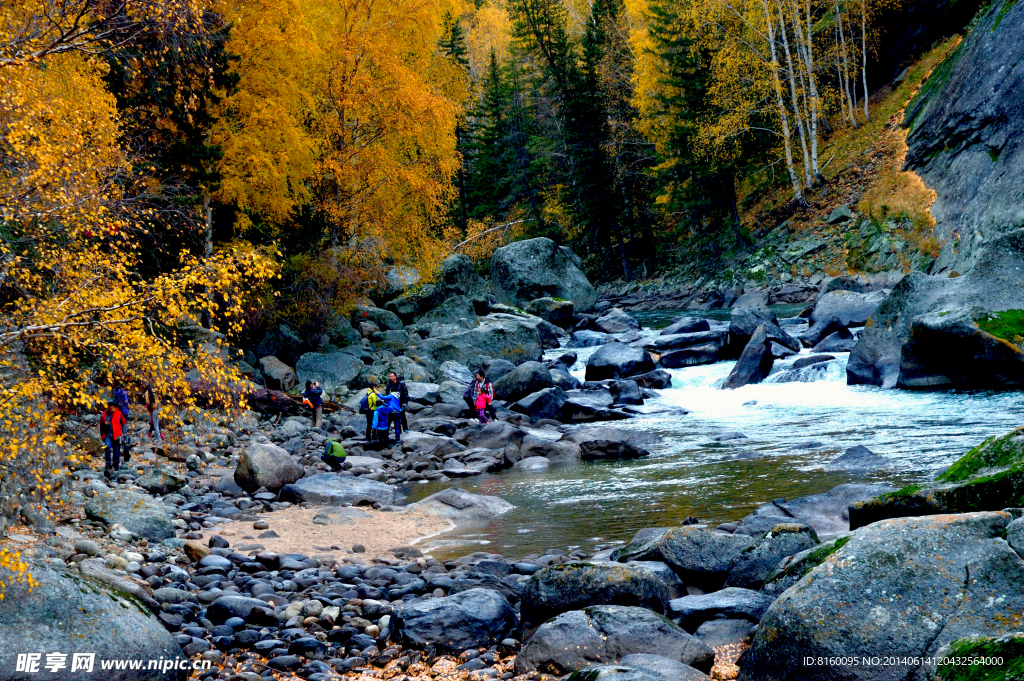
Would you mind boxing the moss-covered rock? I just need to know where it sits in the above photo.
[759,535,850,597]
[849,427,1024,529]
[932,633,1024,681]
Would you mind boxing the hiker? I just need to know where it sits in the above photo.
[383,391,403,445]
[475,388,492,424]
[386,372,409,432]
[99,401,127,478]
[371,393,392,450]
[301,380,324,429]
[143,384,162,441]
[464,371,496,420]
[112,381,132,451]
[321,439,347,471]
[359,379,381,442]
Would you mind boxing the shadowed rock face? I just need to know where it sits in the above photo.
[738,512,1024,681]
[490,238,597,311]
[904,0,1024,275]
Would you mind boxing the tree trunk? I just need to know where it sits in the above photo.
[763,0,805,204]
[861,0,870,120]
[836,0,859,126]
[777,0,812,188]
[793,0,823,182]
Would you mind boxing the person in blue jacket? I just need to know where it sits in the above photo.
[371,397,392,449]
[383,391,403,445]
[301,380,324,429]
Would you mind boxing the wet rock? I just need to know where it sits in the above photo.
[660,317,711,336]
[392,588,517,653]
[580,440,649,461]
[0,559,185,680]
[234,442,304,493]
[722,325,774,389]
[85,490,174,541]
[513,457,551,471]
[725,523,819,590]
[520,563,672,636]
[594,308,641,334]
[830,444,896,471]
[734,483,896,539]
[792,354,834,370]
[739,512,1024,681]
[609,380,643,406]
[558,389,625,422]
[491,238,597,311]
[632,369,673,389]
[569,330,618,348]
[279,474,398,506]
[669,587,774,632]
[610,526,754,590]
[812,328,857,353]
[810,290,886,327]
[659,344,721,369]
[407,488,513,520]
[849,427,1024,528]
[586,345,656,381]
[725,307,799,359]
[516,605,714,676]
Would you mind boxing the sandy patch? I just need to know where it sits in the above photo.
[210,507,453,562]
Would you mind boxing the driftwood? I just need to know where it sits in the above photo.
[247,388,354,417]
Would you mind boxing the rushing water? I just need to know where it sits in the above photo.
[411,310,1024,560]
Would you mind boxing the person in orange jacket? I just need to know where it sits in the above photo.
[99,401,127,478]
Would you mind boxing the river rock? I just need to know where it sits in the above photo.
[259,355,297,391]
[408,316,543,368]
[847,231,1024,389]
[406,382,440,404]
[516,605,714,676]
[437,380,467,405]
[78,559,160,612]
[660,317,711,336]
[491,237,597,311]
[620,654,711,681]
[610,526,754,590]
[549,368,583,391]
[724,523,819,590]
[660,344,722,369]
[609,379,643,405]
[85,490,174,540]
[566,666,684,681]
[669,587,774,632]
[520,563,672,636]
[594,308,641,334]
[514,457,551,471]
[387,255,487,322]
[722,325,773,389]
[849,426,1024,529]
[295,351,364,395]
[760,534,852,597]
[0,559,185,680]
[644,330,725,352]
[734,483,896,539]
[580,440,649,461]
[234,442,303,493]
[353,304,404,331]
[135,467,187,495]
[494,361,554,401]
[524,297,575,328]
[830,444,895,471]
[207,595,281,624]
[792,354,834,370]
[799,316,849,348]
[810,290,886,327]
[586,345,655,381]
[725,307,799,359]
[632,369,672,389]
[569,330,618,347]
[407,488,513,520]
[567,426,661,450]
[279,474,397,506]
[393,588,516,652]
[693,619,755,648]
[738,512,1024,681]
[557,389,622,422]
[811,328,857,353]
[513,387,568,421]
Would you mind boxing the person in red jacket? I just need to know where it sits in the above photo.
[100,401,127,478]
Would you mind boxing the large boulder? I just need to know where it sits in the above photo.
[513,387,568,421]
[610,526,754,591]
[849,427,1024,529]
[524,297,575,328]
[643,330,726,352]
[520,563,673,636]
[619,655,711,681]
[415,295,479,327]
[233,442,304,493]
[491,237,597,311]
[278,473,398,506]
[516,606,714,676]
[392,588,516,653]
[259,355,297,391]
[84,490,175,541]
[903,0,1024,276]
[659,344,722,369]
[493,361,554,401]
[407,316,543,368]
[295,351,364,396]
[594,308,641,334]
[0,559,186,681]
[722,325,774,389]
[557,389,627,423]
[847,230,1024,388]
[386,255,487,322]
[733,483,896,539]
[738,512,1024,681]
[660,317,711,336]
[406,488,513,520]
[351,305,404,331]
[725,307,800,359]
[586,345,656,381]
[724,523,820,590]
[810,290,886,327]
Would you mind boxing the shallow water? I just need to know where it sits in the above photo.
[411,312,1024,560]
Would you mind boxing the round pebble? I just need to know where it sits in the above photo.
[253,520,269,530]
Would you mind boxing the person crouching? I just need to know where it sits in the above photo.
[321,439,347,471]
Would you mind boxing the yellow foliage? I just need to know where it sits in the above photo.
[466,1,514,78]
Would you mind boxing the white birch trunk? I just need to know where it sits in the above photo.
[776,0,812,187]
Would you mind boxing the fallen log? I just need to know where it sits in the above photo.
[247,387,354,417]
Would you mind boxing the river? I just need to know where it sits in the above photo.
[410,308,1024,560]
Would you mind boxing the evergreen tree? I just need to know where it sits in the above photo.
[440,12,472,231]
